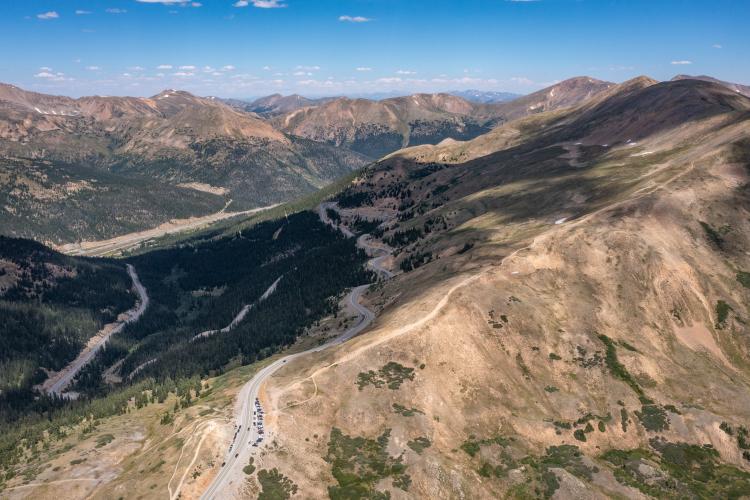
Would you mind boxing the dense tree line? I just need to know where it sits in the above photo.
[0,237,134,402]
[119,210,372,382]
[0,210,372,480]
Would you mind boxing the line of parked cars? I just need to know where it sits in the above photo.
[251,398,265,447]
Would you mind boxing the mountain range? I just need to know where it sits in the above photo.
[2,74,750,498]
[0,77,623,244]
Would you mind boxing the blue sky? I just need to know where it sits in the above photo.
[2,0,748,98]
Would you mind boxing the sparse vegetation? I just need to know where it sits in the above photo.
[460,435,512,457]
[325,428,410,498]
[737,271,750,289]
[95,434,115,448]
[356,362,415,390]
[407,437,431,454]
[392,403,423,417]
[519,445,597,498]
[257,468,298,500]
[599,334,649,402]
[243,457,256,475]
[635,404,669,432]
[604,439,750,498]
[699,221,725,249]
[715,300,732,328]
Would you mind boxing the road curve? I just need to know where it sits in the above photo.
[43,264,149,396]
[199,206,392,500]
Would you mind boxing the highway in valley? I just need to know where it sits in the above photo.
[42,264,149,396]
[199,204,393,500]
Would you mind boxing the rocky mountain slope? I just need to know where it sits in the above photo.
[0,84,368,243]
[244,77,750,498]
[241,94,337,116]
[275,77,614,159]
[448,89,521,103]
[672,74,750,97]
[274,92,492,159]
[4,75,750,499]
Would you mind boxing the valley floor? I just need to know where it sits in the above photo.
[56,202,278,257]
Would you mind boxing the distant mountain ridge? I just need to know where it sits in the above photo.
[671,74,750,98]
[274,77,616,158]
[448,89,521,103]
[0,83,368,243]
[220,94,339,116]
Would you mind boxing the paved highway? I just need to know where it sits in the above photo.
[199,205,393,500]
[43,264,149,396]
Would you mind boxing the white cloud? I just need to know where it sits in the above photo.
[85,66,101,71]
[510,76,535,85]
[712,44,722,49]
[235,0,286,7]
[173,71,194,77]
[136,0,202,6]
[396,69,416,75]
[157,64,173,69]
[262,65,271,71]
[356,67,372,72]
[293,71,312,76]
[671,60,692,65]
[106,8,127,14]
[34,70,70,81]
[296,65,320,71]
[37,11,59,20]
[179,65,196,70]
[39,66,53,72]
[128,66,145,71]
[376,77,402,84]
[221,65,236,71]
[338,15,372,22]
[252,0,286,7]
[75,10,92,15]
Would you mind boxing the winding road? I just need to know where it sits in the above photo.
[42,264,149,396]
[199,204,393,500]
